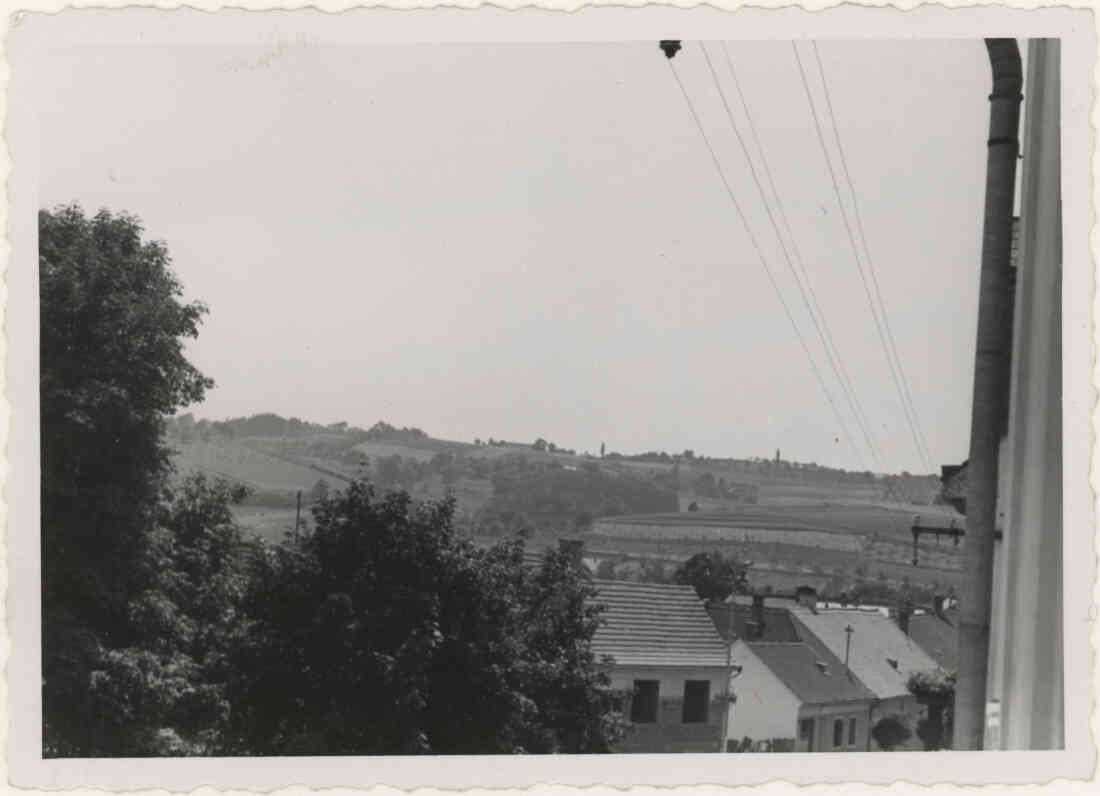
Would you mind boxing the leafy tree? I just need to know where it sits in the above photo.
[225,482,626,754]
[40,205,213,754]
[871,714,912,751]
[908,670,956,751]
[674,551,749,602]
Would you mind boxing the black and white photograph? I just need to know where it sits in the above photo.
[5,3,1095,789]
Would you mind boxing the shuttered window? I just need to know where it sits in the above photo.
[682,680,710,723]
[630,680,659,724]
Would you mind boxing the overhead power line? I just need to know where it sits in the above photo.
[662,51,865,468]
[792,41,933,473]
[700,41,884,470]
[811,41,934,470]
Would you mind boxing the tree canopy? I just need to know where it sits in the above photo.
[40,205,214,754]
[224,483,625,755]
[674,551,750,602]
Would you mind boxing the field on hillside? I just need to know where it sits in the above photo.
[595,503,963,542]
[171,424,955,595]
[172,441,327,492]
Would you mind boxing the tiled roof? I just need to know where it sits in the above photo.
[908,611,959,672]
[748,642,876,705]
[590,580,730,667]
[707,603,801,643]
[789,608,940,699]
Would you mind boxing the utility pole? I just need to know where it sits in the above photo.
[843,624,854,676]
[955,38,1023,751]
[294,490,302,540]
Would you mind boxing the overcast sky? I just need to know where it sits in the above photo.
[24,13,999,474]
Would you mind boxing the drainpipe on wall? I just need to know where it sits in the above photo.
[955,37,1023,752]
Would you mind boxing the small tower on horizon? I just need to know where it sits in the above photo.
[775,448,781,464]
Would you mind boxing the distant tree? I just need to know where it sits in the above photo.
[688,501,700,512]
[40,205,213,754]
[600,442,605,459]
[692,472,719,498]
[682,449,695,461]
[533,438,549,452]
[310,478,331,503]
[675,551,749,602]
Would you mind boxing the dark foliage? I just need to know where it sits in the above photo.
[42,205,628,756]
[481,467,677,537]
[674,551,750,602]
[224,482,625,754]
[908,670,955,751]
[40,205,213,754]
[870,714,912,751]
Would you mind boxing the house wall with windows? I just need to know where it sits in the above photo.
[589,580,733,753]
[605,664,729,753]
[795,704,870,752]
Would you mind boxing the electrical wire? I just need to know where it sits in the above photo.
[811,41,934,470]
[792,41,932,472]
[700,41,884,470]
[664,55,865,468]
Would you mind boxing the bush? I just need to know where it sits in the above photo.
[871,715,912,751]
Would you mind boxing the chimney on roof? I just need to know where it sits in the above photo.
[558,538,584,566]
[795,586,818,612]
[748,594,766,640]
[896,600,912,636]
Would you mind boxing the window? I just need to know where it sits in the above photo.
[630,680,659,723]
[799,718,815,749]
[833,718,844,748]
[682,680,710,723]
[848,717,857,746]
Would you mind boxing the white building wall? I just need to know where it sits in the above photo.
[603,664,729,753]
[797,703,872,752]
[724,641,800,746]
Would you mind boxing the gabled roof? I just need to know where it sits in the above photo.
[590,580,730,668]
[707,602,801,643]
[747,642,876,706]
[908,610,959,672]
[789,608,940,699]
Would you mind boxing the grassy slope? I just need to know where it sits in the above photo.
[172,431,953,590]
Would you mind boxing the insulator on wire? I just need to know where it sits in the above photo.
[660,40,682,59]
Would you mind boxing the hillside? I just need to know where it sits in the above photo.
[167,414,951,593]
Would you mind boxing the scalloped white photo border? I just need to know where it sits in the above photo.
[2,3,1095,792]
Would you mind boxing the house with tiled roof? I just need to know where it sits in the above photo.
[789,607,941,750]
[726,639,876,752]
[590,580,731,753]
